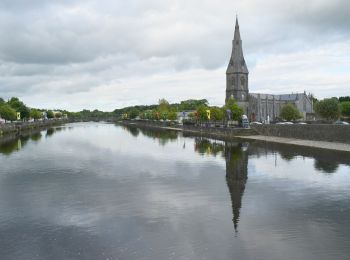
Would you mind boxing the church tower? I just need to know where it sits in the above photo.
[226,17,249,114]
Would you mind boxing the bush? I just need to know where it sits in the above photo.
[280,103,302,121]
[314,98,341,120]
[0,103,17,121]
[340,101,350,117]
[224,97,244,121]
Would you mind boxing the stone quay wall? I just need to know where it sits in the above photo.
[0,120,66,136]
[251,124,350,144]
[182,125,258,139]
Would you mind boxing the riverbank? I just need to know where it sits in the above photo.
[237,135,350,153]
[120,120,350,153]
[0,119,67,137]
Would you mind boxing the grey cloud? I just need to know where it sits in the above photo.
[0,0,348,110]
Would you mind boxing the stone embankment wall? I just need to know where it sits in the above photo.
[0,120,66,136]
[251,124,350,144]
[182,125,258,139]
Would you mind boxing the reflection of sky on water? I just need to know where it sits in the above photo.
[0,122,349,260]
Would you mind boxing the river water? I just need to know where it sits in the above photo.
[0,122,349,260]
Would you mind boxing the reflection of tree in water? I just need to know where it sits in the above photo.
[0,129,51,155]
[123,126,178,146]
[122,126,140,137]
[314,160,339,174]
[194,137,224,156]
[30,132,42,142]
[46,128,55,137]
[0,139,23,155]
[194,138,248,232]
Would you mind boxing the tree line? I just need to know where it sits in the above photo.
[0,97,65,121]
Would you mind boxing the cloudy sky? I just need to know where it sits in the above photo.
[0,0,349,111]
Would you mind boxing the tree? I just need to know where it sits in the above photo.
[128,107,140,119]
[179,99,208,111]
[210,107,224,121]
[340,101,350,117]
[7,97,30,119]
[30,109,42,120]
[167,111,177,120]
[0,103,17,121]
[224,97,244,121]
[280,103,302,121]
[0,98,4,104]
[47,110,54,119]
[339,96,350,103]
[54,112,62,118]
[314,98,341,120]
[158,98,170,112]
[196,104,209,121]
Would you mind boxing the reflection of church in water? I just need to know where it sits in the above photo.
[194,137,248,232]
[225,142,248,232]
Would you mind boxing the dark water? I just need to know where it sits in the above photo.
[0,123,350,260]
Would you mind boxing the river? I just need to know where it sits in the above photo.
[0,122,349,260]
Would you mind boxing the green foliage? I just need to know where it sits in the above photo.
[224,97,244,121]
[30,109,42,120]
[340,101,350,117]
[210,107,224,121]
[178,99,208,111]
[314,98,341,120]
[129,107,140,119]
[196,104,209,121]
[54,112,62,118]
[339,96,350,103]
[0,98,4,104]
[47,110,54,119]
[8,97,30,119]
[280,103,302,121]
[167,111,177,120]
[158,98,170,112]
[0,103,17,121]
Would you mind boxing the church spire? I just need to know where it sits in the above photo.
[226,17,248,74]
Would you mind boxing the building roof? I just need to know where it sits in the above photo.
[226,17,249,75]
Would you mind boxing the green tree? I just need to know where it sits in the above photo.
[339,96,350,103]
[47,110,54,119]
[210,107,224,121]
[224,97,244,121]
[314,98,341,120]
[158,98,170,112]
[167,111,177,121]
[179,99,208,111]
[196,104,209,121]
[0,98,4,104]
[30,109,42,120]
[7,97,30,119]
[0,103,17,121]
[340,101,350,117]
[280,103,302,121]
[129,107,140,119]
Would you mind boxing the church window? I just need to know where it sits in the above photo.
[240,76,245,87]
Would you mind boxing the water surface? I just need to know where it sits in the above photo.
[0,122,349,260]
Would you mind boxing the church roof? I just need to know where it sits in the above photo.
[226,17,249,74]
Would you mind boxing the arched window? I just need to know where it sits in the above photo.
[240,76,245,87]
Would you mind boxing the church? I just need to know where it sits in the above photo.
[226,18,314,122]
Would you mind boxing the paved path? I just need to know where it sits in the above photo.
[237,135,350,152]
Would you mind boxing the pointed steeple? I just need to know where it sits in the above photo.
[226,17,248,74]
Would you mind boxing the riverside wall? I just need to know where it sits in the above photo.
[251,124,350,144]
[0,120,67,136]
